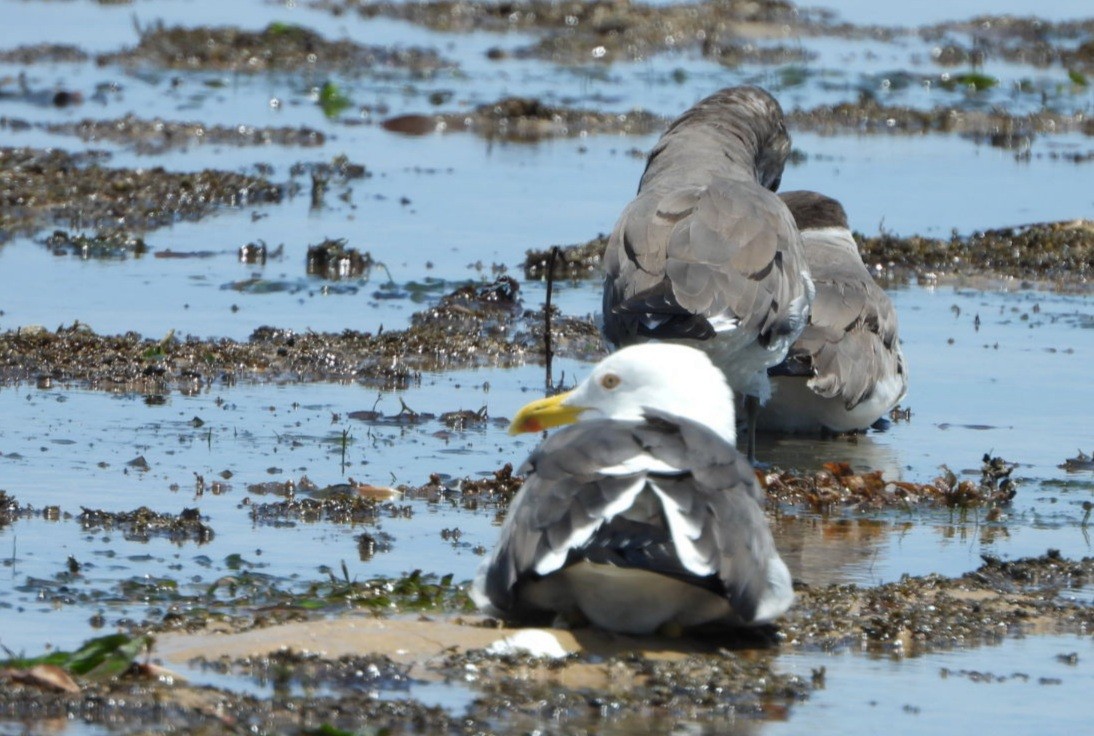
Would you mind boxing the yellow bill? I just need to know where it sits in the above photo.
[508,389,584,435]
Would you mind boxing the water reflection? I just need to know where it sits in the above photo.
[761,433,906,479]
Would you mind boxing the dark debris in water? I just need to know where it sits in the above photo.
[524,234,608,280]
[35,114,327,155]
[857,219,1093,287]
[1060,449,1094,472]
[409,463,525,510]
[305,237,375,280]
[0,490,52,527]
[97,22,453,75]
[0,147,283,241]
[761,453,1018,514]
[383,96,664,141]
[0,275,607,391]
[77,506,214,544]
[42,228,148,259]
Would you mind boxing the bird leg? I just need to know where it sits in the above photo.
[745,394,760,465]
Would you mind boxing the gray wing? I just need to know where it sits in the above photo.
[633,412,777,623]
[602,180,811,351]
[775,228,907,409]
[481,412,780,624]
[480,420,652,614]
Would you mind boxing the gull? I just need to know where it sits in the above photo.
[601,86,813,462]
[472,343,794,635]
[761,191,908,433]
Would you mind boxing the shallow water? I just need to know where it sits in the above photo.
[2,285,1090,655]
[0,0,1092,732]
[773,633,1094,735]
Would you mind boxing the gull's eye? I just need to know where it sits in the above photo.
[600,373,621,390]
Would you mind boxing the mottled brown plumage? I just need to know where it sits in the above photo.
[763,191,908,432]
[601,87,814,457]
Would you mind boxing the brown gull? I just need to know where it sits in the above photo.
[761,191,908,433]
[601,86,814,461]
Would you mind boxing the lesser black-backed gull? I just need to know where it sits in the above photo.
[472,343,794,635]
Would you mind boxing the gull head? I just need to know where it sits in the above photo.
[509,343,737,445]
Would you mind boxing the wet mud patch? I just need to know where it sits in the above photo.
[0,677,466,735]
[523,234,609,280]
[247,491,406,527]
[0,147,283,240]
[6,552,1079,734]
[0,43,90,65]
[78,505,214,544]
[441,642,807,725]
[919,16,1094,72]
[314,0,1094,74]
[523,220,1094,289]
[382,96,664,141]
[785,552,1094,655]
[316,0,819,64]
[33,115,328,155]
[194,648,424,698]
[408,275,522,336]
[761,453,1018,514]
[382,95,1094,144]
[786,101,1094,140]
[0,276,605,391]
[96,22,453,75]
[858,219,1094,287]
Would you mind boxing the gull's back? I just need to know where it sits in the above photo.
[601,86,813,402]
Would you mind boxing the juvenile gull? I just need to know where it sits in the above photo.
[600,86,814,461]
[761,191,908,433]
[472,343,794,635]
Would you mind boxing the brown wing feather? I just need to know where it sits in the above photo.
[605,180,810,349]
[601,86,810,356]
[778,226,906,408]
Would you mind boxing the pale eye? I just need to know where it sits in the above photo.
[600,373,621,390]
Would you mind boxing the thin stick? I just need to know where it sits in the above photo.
[544,246,561,391]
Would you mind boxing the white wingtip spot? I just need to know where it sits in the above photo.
[751,555,795,623]
[486,629,569,659]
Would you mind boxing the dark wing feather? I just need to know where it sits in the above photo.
[634,410,774,621]
[481,420,650,613]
